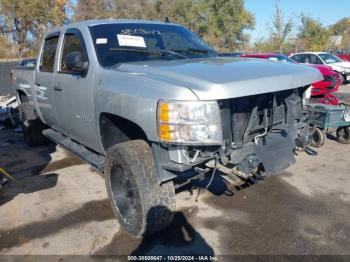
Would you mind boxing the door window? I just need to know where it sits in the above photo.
[291,54,305,63]
[310,54,323,64]
[60,31,88,74]
[40,36,59,72]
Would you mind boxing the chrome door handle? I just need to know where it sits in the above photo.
[54,83,62,91]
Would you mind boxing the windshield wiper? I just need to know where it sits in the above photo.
[109,48,188,59]
[170,48,211,54]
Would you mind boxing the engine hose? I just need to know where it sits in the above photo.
[205,156,218,190]
[195,155,218,202]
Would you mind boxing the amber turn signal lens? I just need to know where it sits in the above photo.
[159,103,169,122]
[159,124,171,141]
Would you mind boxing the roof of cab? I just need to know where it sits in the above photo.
[292,52,329,55]
[47,19,181,33]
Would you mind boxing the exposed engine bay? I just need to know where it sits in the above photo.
[156,87,311,187]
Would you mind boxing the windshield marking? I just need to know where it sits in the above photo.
[120,28,162,36]
[117,34,146,48]
[96,38,108,44]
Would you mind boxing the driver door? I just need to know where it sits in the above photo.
[53,29,96,149]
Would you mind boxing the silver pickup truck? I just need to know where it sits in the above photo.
[13,19,322,237]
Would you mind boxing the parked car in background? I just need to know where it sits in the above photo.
[335,52,350,62]
[19,58,37,67]
[289,52,350,83]
[240,53,342,99]
[218,52,243,57]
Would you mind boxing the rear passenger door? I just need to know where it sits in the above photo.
[53,28,96,148]
[34,33,60,129]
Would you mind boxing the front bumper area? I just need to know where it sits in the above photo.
[153,87,311,184]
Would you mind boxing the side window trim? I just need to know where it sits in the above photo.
[316,55,324,64]
[58,28,89,75]
[39,33,60,73]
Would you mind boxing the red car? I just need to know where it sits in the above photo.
[336,53,350,62]
[240,53,342,100]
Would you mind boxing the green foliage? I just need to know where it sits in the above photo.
[297,15,330,51]
[202,0,255,50]
[268,0,293,53]
[73,0,255,50]
[330,17,350,49]
[253,37,272,52]
[0,0,68,58]
[330,18,350,36]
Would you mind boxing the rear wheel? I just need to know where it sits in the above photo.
[22,119,49,146]
[310,127,326,148]
[105,140,176,237]
[336,126,350,144]
[19,101,48,146]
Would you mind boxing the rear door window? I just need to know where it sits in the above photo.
[40,36,59,72]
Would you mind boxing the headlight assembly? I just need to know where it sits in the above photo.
[302,86,312,107]
[157,101,222,145]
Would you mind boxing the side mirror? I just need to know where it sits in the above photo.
[64,51,88,75]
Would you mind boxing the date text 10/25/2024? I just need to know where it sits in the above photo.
[128,255,219,261]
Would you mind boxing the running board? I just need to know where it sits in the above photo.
[43,129,105,172]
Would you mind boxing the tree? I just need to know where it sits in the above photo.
[330,18,350,36]
[0,0,68,59]
[154,0,255,50]
[268,0,293,53]
[154,0,205,33]
[72,0,157,22]
[330,18,350,49]
[253,37,273,53]
[297,15,330,51]
[72,0,255,50]
[73,0,114,21]
[202,0,255,50]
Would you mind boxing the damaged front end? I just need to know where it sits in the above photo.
[153,87,312,187]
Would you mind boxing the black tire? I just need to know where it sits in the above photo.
[19,102,48,146]
[336,126,350,144]
[105,140,176,237]
[22,119,49,146]
[311,127,326,148]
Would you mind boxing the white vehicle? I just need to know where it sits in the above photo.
[290,52,350,83]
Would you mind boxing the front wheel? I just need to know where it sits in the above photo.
[336,126,350,144]
[310,127,326,148]
[105,140,176,237]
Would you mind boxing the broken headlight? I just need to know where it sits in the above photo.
[302,86,312,107]
[157,100,222,145]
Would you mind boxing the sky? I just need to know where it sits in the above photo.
[245,0,350,41]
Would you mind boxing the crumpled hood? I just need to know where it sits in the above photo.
[116,57,323,100]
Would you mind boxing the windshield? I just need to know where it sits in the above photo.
[271,55,295,63]
[89,23,217,67]
[318,53,343,64]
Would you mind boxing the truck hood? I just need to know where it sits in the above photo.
[116,57,323,100]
